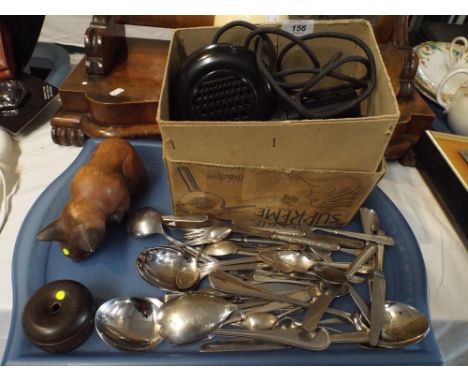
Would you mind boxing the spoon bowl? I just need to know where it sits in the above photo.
[274,316,303,330]
[128,207,165,238]
[375,301,430,345]
[137,246,264,291]
[157,292,237,345]
[236,312,279,331]
[95,297,163,351]
[328,300,430,348]
[136,246,198,291]
[128,207,190,250]
[203,240,266,257]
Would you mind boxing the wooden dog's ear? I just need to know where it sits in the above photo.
[36,219,66,241]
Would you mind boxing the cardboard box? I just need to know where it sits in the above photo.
[157,19,399,172]
[164,151,386,227]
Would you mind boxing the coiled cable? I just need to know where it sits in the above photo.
[212,21,376,119]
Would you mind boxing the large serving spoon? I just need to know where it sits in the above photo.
[326,301,430,348]
[95,297,163,351]
[136,246,262,291]
[156,292,239,345]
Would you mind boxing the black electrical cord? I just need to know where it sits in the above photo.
[212,20,377,119]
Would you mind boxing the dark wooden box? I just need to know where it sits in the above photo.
[414,131,468,240]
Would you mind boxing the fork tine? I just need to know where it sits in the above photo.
[182,229,204,237]
[183,232,205,239]
[185,228,204,234]
[184,233,208,240]
[183,238,204,246]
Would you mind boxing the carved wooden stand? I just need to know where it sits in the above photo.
[374,16,435,165]
[51,16,213,146]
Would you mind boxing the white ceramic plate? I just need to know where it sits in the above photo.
[414,41,468,104]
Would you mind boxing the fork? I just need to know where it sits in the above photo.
[182,226,232,246]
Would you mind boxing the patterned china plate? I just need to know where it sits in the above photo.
[414,41,468,105]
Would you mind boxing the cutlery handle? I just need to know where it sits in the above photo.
[200,339,290,352]
[347,284,370,324]
[208,256,261,267]
[369,270,386,346]
[313,228,395,246]
[345,243,378,280]
[375,229,386,272]
[162,214,209,224]
[308,232,365,249]
[330,331,370,344]
[359,207,372,234]
[302,283,342,332]
[212,327,331,351]
[272,233,340,251]
[231,221,306,237]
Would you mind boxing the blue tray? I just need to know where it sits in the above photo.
[2,139,442,365]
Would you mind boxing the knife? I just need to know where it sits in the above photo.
[369,270,386,346]
[231,226,341,252]
[231,219,307,237]
[310,227,395,246]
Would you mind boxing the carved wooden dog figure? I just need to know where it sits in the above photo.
[36,138,147,261]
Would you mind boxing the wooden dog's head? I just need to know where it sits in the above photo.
[36,201,106,262]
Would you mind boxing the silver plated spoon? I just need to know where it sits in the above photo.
[95,297,163,351]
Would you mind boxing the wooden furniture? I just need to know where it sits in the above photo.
[373,16,436,165]
[0,23,15,80]
[51,16,214,146]
[52,15,435,158]
[0,16,45,81]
